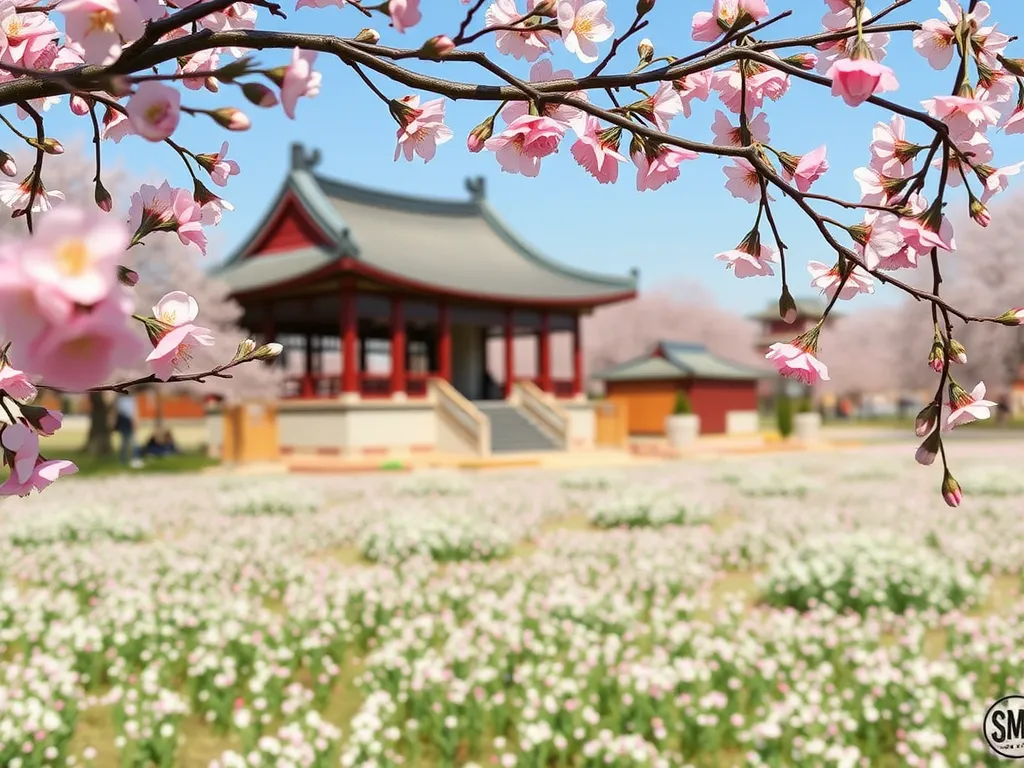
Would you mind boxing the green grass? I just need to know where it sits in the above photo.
[3,450,218,478]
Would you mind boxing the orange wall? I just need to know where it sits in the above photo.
[137,392,207,420]
[606,378,759,436]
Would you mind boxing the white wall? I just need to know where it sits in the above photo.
[451,324,484,400]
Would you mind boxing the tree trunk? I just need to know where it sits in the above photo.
[82,392,113,457]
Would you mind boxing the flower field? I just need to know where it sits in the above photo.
[1,445,1022,767]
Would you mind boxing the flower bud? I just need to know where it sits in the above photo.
[0,152,16,177]
[948,338,967,365]
[995,308,1024,326]
[420,35,456,59]
[914,402,937,438]
[467,115,495,153]
[69,95,91,116]
[533,0,557,16]
[117,265,140,287]
[205,77,220,93]
[29,137,63,155]
[778,286,797,325]
[941,469,963,507]
[234,339,257,361]
[106,76,132,98]
[636,0,655,15]
[95,180,113,212]
[782,52,818,70]
[241,82,279,108]
[354,27,381,44]
[254,342,283,360]
[210,107,251,131]
[915,429,941,467]
[264,66,287,88]
[637,38,654,67]
[969,195,990,227]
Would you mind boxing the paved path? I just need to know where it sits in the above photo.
[822,426,1024,443]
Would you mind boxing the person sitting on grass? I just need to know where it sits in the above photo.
[140,428,180,459]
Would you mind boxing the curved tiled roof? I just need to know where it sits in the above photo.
[594,341,768,382]
[214,144,638,307]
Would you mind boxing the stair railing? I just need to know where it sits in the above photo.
[430,378,491,456]
[511,381,570,449]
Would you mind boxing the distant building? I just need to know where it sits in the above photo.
[591,341,765,436]
[207,143,639,456]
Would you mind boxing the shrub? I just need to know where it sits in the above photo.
[761,532,985,614]
[672,390,693,415]
[588,490,714,529]
[775,394,793,438]
[220,484,323,517]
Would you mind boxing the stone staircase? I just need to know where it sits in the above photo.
[475,401,560,453]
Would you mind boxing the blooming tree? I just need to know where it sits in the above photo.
[0,0,1021,504]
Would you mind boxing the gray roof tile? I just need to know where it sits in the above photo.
[594,341,767,382]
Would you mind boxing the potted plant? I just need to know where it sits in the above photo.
[666,390,700,448]
[776,394,794,440]
[794,394,822,443]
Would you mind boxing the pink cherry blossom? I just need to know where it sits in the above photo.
[712,62,788,114]
[853,165,906,206]
[946,381,997,429]
[1,422,39,484]
[913,18,956,70]
[0,364,36,403]
[198,1,257,39]
[0,456,77,498]
[869,115,916,176]
[898,203,956,254]
[766,340,830,385]
[569,116,626,184]
[557,0,614,64]
[388,0,421,33]
[280,48,322,120]
[197,142,241,187]
[816,6,891,75]
[977,162,1024,203]
[0,175,64,213]
[101,106,134,143]
[673,71,713,117]
[714,233,776,279]
[126,82,181,141]
[828,56,898,107]
[711,110,770,147]
[146,292,215,381]
[60,0,145,65]
[922,94,1002,131]
[723,159,767,203]
[852,211,905,271]
[781,145,829,192]
[33,408,63,437]
[394,96,454,163]
[501,59,586,126]
[128,181,207,254]
[807,261,874,301]
[484,115,566,177]
[486,0,557,62]
[11,289,143,391]
[17,206,127,323]
[692,0,768,42]
[633,144,698,192]
[0,7,59,67]
[179,48,220,91]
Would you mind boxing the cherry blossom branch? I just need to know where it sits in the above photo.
[589,11,649,78]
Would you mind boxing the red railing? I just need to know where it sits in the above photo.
[283,372,431,400]
[515,377,578,399]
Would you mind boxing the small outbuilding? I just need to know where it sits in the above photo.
[593,341,766,436]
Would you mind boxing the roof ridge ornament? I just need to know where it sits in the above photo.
[465,176,486,201]
[290,143,322,171]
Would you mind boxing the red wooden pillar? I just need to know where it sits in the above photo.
[503,309,515,400]
[571,314,583,397]
[391,296,407,396]
[537,311,551,393]
[301,333,314,398]
[438,302,452,382]
[340,281,358,394]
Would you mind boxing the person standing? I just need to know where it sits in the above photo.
[113,393,143,468]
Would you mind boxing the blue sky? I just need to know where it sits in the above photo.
[40,2,1024,315]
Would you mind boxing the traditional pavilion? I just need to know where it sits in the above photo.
[207,144,639,458]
